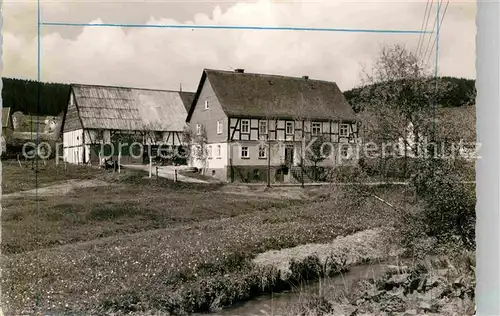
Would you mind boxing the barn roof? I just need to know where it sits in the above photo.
[71,84,193,132]
[187,69,357,122]
[179,91,195,112]
[2,107,11,128]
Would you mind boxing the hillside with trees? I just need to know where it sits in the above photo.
[344,76,476,112]
[2,78,70,116]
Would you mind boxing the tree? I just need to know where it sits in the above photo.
[136,122,162,145]
[405,158,476,252]
[303,134,332,181]
[354,44,452,178]
[181,124,208,174]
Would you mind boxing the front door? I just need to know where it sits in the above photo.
[284,145,294,166]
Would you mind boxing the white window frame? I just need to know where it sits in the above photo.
[207,145,212,159]
[340,124,349,137]
[196,124,202,136]
[340,145,349,158]
[204,100,209,110]
[285,122,294,135]
[259,121,268,135]
[312,122,322,135]
[216,144,221,158]
[241,146,249,158]
[258,145,267,159]
[241,119,250,134]
[217,121,223,134]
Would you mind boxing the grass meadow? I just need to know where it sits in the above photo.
[0,160,410,315]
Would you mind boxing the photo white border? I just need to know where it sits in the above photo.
[476,1,499,315]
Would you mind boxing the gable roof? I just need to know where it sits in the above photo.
[70,84,192,132]
[179,91,196,112]
[186,69,357,122]
[2,107,11,128]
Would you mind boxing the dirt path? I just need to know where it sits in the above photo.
[2,179,112,199]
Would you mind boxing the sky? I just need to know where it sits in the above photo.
[3,0,476,92]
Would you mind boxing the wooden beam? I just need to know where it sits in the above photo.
[230,118,240,141]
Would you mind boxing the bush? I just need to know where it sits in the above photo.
[328,166,366,183]
[402,159,476,253]
[359,157,418,180]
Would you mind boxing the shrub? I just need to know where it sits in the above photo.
[405,158,476,252]
[328,166,366,183]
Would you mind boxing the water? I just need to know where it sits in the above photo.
[201,262,392,316]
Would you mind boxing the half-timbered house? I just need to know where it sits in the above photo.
[62,84,194,165]
[186,68,359,183]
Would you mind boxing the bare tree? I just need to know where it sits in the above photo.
[136,122,162,145]
[182,124,208,174]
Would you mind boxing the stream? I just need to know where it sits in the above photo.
[197,261,394,316]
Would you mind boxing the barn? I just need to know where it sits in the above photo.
[62,84,194,165]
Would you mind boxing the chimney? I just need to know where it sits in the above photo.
[234,68,245,73]
[302,75,309,79]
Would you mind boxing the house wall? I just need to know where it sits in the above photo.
[228,141,287,166]
[63,129,84,164]
[202,142,229,181]
[162,131,184,146]
[63,91,83,132]
[2,127,13,140]
[189,79,228,143]
[228,118,358,143]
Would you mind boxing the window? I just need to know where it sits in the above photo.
[207,145,212,159]
[241,120,250,134]
[285,122,294,135]
[312,122,322,135]
[340,146,349,158]
[259,121,268,135]
[204,100,209,110]
[340,124,349,137]
[196,124,202,136]
[258,145,267,159]
[216,145,221,158]
[217,121,223,134]
[241,146,249,158]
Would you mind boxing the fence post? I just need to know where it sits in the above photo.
[230,158,234,183]
[174,168,178,182]
[149,155,152,178]
[156,165,158,178]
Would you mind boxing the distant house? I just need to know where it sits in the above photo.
[2,107,13,138]
[2,107,13,153]
[359,105,476,160]
[62,84,195,165]
[186,68,359,183]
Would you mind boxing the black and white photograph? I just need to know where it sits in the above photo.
[1,0,477,315]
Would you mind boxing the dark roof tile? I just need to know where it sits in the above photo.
[188,69,357,122]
